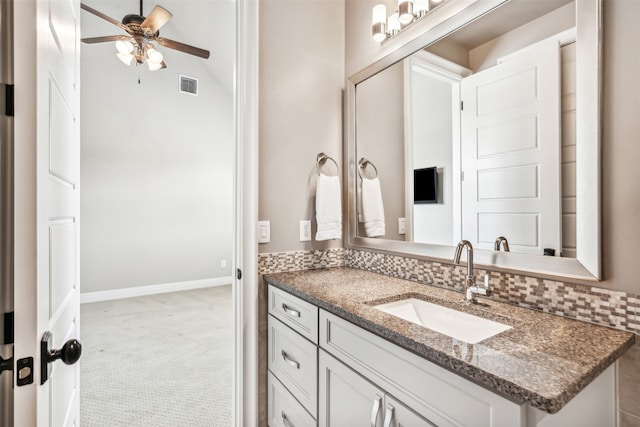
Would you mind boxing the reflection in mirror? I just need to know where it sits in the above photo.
[355,0,578,259]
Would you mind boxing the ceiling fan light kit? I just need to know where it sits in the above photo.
[80,1,210,72]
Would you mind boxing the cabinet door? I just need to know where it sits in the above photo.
[384,395,436,427]
[319,350,385,427]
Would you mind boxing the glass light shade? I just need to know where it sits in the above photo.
[398,0,414,25]
[372,4,387,42]
[388,12,401,35]
[147,48,163,64]
[431,0,444,3]
[116,52,133,66]
[115,40,134,54]
[414,0,429,15]
[372,4,386,25]
[148,61,163,71]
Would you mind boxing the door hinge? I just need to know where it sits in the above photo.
[461,171,465,181]
[3,312,14,344]
[4,84,14,117]
[460,100,464,111]
[236,268,242,280]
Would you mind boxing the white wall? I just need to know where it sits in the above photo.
[80,23,234,293]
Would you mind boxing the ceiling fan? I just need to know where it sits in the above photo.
[80,0,210,71]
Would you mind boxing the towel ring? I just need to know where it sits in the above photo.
[358,158,378,179]
[316,152,339,176]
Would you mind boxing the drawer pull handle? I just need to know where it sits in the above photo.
[281,350,300,369]
[282,410,293,427]
[383,404,394,427]
[371,395,382,427]
[282,303,301,318]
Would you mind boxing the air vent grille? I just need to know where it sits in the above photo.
[179,75,198,96]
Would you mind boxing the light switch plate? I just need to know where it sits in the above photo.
[257,220,270,244]
[398,217,406,235]
[299,220,311,241]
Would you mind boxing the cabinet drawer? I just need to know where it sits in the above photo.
[269,371,317,427]
[319,310,523,427]
[269,285,319,343]
[269,316,318,417]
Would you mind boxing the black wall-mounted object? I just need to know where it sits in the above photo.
[414,167,438,204]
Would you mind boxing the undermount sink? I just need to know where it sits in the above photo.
[373,298,512,344]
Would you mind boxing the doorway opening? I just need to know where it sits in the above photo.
[78,0,236,424]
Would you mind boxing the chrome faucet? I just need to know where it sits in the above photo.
[453,240,491,304]
[494,236,510,252]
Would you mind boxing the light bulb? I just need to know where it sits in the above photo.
[116,52,133,66]
[388,12,400,35]
[414,0,429,16]
[398,0,414,25]
[147,48,163,64]
[148,61,163,71]
[115,40,134,54]
[372,4,387,42]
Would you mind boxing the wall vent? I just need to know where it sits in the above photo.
[179,75,198,96]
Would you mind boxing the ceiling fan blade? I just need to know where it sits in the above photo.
[80,3,129,31]
[156,37,210,59]
[142,6,173,33]
[81,35,131,44]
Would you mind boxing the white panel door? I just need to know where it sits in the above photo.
[13,0,81,426]
[461,39,561,255]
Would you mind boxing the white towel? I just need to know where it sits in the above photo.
[361,177,385,237]
[315,174,342,241]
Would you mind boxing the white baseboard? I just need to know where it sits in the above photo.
[80,276,234,304]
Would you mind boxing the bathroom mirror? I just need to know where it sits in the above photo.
[346,0,601,281]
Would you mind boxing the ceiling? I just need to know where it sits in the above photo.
[445,0,574,50]
[80,0,236,92]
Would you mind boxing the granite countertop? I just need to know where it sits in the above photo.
[264,267,635,414]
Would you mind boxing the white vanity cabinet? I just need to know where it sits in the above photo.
[318,310,521,427]
[268,286,319,426]
[319,349,433,427]
[267,285,617,427]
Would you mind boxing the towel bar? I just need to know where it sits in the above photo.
[358,158,379,179]
[316,153,339,176]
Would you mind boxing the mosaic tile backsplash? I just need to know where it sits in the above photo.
[258,247,640,335]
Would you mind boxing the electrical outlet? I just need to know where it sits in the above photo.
[257,220,270,244]
[220,260,227,268]
[299,220,311,241]
[398,217,406,235]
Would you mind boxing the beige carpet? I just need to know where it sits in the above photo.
[80,286,233,426]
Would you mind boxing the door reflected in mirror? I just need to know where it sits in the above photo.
[355,0,578,258]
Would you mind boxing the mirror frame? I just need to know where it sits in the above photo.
[345,0,602,283]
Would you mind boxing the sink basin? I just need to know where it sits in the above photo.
[373,298,512,344]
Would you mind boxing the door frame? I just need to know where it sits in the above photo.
[236,0,259,425]
[9,0,260,425]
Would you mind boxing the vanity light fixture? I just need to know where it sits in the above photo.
[398,0,414,25]
[371,0,446,42]
[372,4,387,42]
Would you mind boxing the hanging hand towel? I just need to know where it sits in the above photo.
[362,177,385,237]
[315,174,342,241]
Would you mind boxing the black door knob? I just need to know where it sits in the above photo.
[40,331,82,385]
[49,339,82,365]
